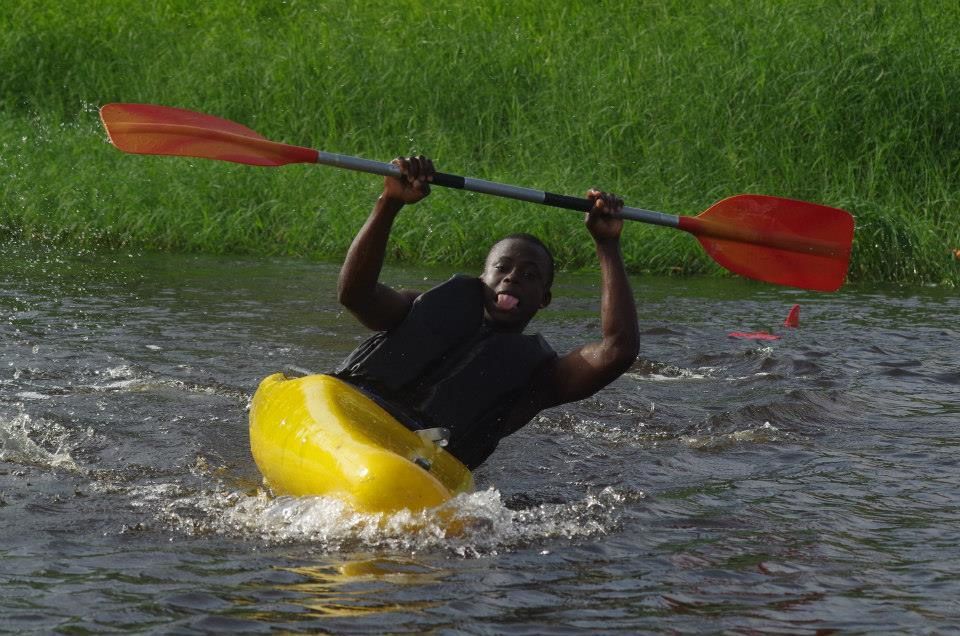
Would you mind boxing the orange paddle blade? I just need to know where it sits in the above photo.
[678,195,854,292]
[99,103,317,166]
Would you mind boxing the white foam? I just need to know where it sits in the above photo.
[627,364,719,382]
[15,391,49,400]
[628,364,775,383]
[0,411,83,472]
[681,421,784,449]
[151,483,641,554]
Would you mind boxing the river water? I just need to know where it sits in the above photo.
[1,240,958,633]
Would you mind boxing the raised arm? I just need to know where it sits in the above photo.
[548,190,640,404]
[337,156,435,331]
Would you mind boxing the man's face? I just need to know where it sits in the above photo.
[480,238,552,329]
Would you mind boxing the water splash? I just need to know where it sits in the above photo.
[628,360,720,382]
[11,364,250,403]
[681,421,788,450]
[150,483,641,556]
[0,411,84,472]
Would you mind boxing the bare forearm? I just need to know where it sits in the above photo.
[595,237,640,370]
[337,195,403,305]
[337,196,417,331]
[547,241,638,405]
[547,191,640,406]
[336,156,433,330]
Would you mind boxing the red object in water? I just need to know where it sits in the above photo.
[728,304,800,340]
[728,331,781,341]
[783,304,800,328]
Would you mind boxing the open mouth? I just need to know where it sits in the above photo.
[496,293,519,311]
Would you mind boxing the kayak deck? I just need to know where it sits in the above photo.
[249,373,473,514]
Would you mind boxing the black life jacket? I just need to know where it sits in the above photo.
[334,275,556,467]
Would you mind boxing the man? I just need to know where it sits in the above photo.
[334,156,639,469]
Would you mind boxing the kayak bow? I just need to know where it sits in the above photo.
[249,373,473,513]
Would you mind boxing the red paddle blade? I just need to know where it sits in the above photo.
[99,103,317,166]
[678,195,854,292]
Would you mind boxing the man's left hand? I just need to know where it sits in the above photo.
[585,189,624,241]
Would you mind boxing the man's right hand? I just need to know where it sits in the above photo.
[383,155,435,205]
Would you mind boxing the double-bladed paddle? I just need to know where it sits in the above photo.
[99,103,854,292]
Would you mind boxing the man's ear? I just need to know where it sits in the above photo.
[540,290,552,308]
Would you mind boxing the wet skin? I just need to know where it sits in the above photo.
[480,238,553,332]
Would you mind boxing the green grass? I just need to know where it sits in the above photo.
[2,0,958,286]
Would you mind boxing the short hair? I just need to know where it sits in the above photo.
[493,233,555,287]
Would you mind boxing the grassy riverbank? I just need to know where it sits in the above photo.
[2,0,958,285]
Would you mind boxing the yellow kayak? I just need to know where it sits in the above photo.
[249,373,474,514]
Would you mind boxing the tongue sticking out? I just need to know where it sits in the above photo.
[496,293,519,310]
